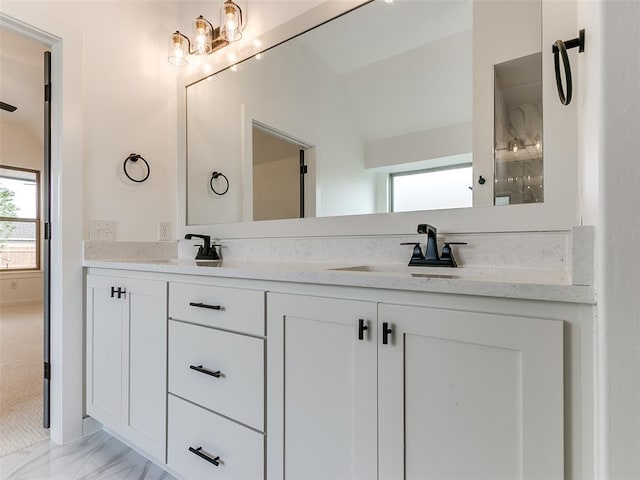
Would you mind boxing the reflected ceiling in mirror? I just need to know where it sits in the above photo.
[186,0,474,225]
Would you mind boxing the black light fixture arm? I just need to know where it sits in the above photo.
[552,29,585,106]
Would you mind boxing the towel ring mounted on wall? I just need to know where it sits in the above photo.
[210,171,229,195]
[123,153,150,183]
[552,29,585,106]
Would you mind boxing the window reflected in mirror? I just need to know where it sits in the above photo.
[493,52,543,205]
[390,164,472,212]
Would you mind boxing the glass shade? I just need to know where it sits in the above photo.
[193,16,213,54]
[168,32,188,67]
[220,0,243,41]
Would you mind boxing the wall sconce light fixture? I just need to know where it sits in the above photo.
[168,0,244,67]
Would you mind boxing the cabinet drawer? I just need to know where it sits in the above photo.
[169,282,265,335]
[168,395,264,480]
[169,320,264,430]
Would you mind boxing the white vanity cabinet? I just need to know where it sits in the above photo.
[85,274,167,461]
[167,281,266,480]
[267,293,565,480]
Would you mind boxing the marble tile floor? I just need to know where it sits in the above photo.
[0,430,176,480]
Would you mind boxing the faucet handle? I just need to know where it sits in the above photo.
[441,242,467,266]
[400,242,424,261]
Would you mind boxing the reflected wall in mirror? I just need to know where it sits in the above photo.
[186,0,475,225]
[494,52,543,205]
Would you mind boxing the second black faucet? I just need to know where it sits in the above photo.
[184,234,220,261]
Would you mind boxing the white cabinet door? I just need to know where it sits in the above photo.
[267,293,378,480]
[378,304,564,480]
[86,275,125,432]
[86,274,167,461]
[121,277,167,461]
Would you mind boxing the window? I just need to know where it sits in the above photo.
[0,166,40,270]
[390,164,473,213]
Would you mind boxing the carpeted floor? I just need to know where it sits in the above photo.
[0,303,49,457]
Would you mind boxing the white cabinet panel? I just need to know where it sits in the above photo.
[122,278,168,460]
[168,319,264,430]
[267,293,378,480]
[168,394,264,480]
[86,276,124,431]
[378,303,564,480]
[169,282,265,335]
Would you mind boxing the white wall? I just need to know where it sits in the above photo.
[0,0,180,445]
[578,1,640,478]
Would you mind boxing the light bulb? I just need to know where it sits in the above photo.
[534,135,542,151]
[168,31,188,67]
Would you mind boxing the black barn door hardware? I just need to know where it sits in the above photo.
[552,29,585,105]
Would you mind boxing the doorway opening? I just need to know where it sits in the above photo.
[0,26,50,456]
[252,122,311,221]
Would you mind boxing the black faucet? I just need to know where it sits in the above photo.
[184,234,220,261]
[401,224,466,267]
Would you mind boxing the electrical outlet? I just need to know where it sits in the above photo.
[158,222,172,241]
[9,281,17,290]
[89,219,116,241]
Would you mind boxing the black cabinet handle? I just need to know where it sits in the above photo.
[189,364,221,378]
[382,322,393,345]
[358,318,368,341]
[188,446,220,466]
[189,302,221,310]
[110,286,126,299]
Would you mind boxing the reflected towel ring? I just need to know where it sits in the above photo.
[552,29,585,106]
[123,153,150,183]
[210,171,229,195]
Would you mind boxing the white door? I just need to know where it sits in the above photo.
[378,303,564,480]
[267,293,378,480]
[86,275,125,431]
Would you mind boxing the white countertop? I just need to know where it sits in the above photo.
[83,258,595,304]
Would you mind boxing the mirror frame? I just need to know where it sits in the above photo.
[177,0,579,238]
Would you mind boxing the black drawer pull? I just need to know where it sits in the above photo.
[382,322,393,345]
[189,364,221,378]
[189,302,221,310]
[189,446,220,466]
[358,318,368,341]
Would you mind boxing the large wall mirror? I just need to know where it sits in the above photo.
[184,0,560,229]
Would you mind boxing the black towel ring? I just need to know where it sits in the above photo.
[210,171,229,195]
[123,153,150,183]
[552,29,585,106]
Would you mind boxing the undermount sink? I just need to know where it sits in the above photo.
[329,265,462,279]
